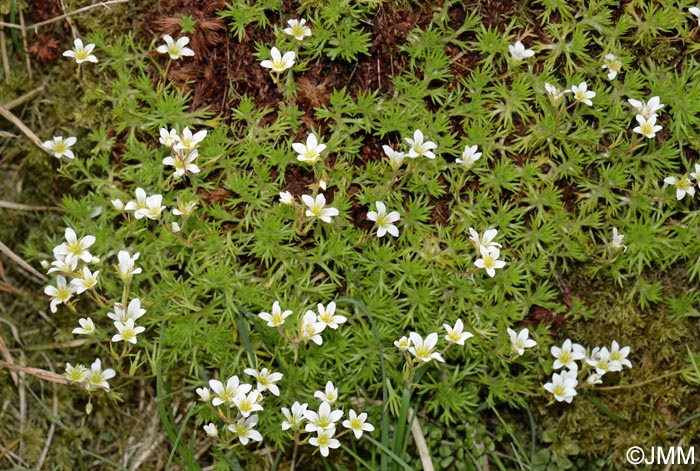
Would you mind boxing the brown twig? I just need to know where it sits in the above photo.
[0,239,48,283]
[0,0,130,31]
[0,104,48,155]
[409,407,434,471]
[0,17,10,78]
[36,351,58,469]
[0,200,61,212]
[17,10,32,81]
[5,85,45,110]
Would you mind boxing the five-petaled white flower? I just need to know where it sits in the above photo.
[108,298,146,323]
[309,428,341,457]
[244,368,284,396]
[156,35,195,60]
[304,401,343,432]
[664,175,695,200]
[611,228,626,252]
[601,53,622,80]
[550,339,586,371]
[408,332,444,363]
[43,136,77,160]
[382,145,406,169]
[508,40,535,61]
[316,302,347,329]
[544,83,568,103]
[70,267,99,294]
[508,327,536,356]
[570,82,596,106]
[544,371,578,403]
[116,250,142,281]
[366,202,400,238]
[394,336,410,351]
[405,130,438,159]
[293,133,327,163]
[609,340,632,369]
[196,387,211,402]
[443,319,474,345]
[633,114,662,139]
[209,375,251,407]
[300,310,325,345]
[112,318,146,344]
[628,96,664,119]
[468,228,502,254]
[143,194,165,220]
[72,317,95,335]
[233,389,264,417]
[63,38,97,64]
[314,381,339,404]
[124,188,149,218]
[586,346,622,375]
[258,301,293,327]
[64,362,89,383]
[282,401,308,430]
[302,193,339,223]
[86,358,116,390]
[228,414,263,445]
[44,275,74,313]
[343,409,374,439]
[54,228,96,265]
[261,47,295,73]
[284,18,312,40]
[163,150,200,177]
[174,127,207,154]
[456,144,482,169]
[474,246,506,277]
[279,191,294,205]
[159,128,179,148]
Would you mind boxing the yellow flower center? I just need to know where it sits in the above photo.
[350,418,363,430]
[482,255,495,270]
[317,434,331,447]
[552,384,566,397]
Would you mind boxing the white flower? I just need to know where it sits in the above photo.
[144,194,165,220]
[343,409,374,439]
[309,427,341,457]
[300,310,325,345]
[108,298,146,323]
[244,368,283,396]
[156,35,195,60]
[382,145,406,169]
[601,53,622,80]
[508,40,535,61]
[111,199,125,211]
[443,319,474,345]
[664,175,695,200]
[43,136,77,160]
[203,423,218,437]
[279,191,294,205]
[260,47,295,73]
[691,7,700,25]
[690,164,700,186]
[405,130,437,159]
[44,276,74,313]
[302,193,339,223]
[474,246,506,277]
[159,128,180,148]
[316,301,347,329]
[543,371,578,403]
[72,317,95,335]
[64,363,89,383]
[544,83,568,103]
[124,188,149,219]
[609,340,632,369]
[163,150,200,177]
[394,336,410,351]
[112,318,145,344]
[196,387,211,402]
[314,381,339,404]
[586,373,604,385]
[633,114,662,139]
[227,414,263,445]
[570,82,596,106]
[172,200,198,217]
[508,327,536,356]
[408,332,444,363]
[586,347,622,375]
[284,18,312,40]
[304,401,343,433]
[281,401,308,430]
[293,133,327,163]
[258,301,293,327]
[47,256,76,275]
[116,250,142,280]
[366,202,400,238]
[173,127,207,154]
[70,267,99,294]
[611,228,626,252]
[86,358,116,390]
[628,96,664,120]
[550,339,586,371]
[209,375,251,407]
[63,38,97,64]
[54,228,96,264]
[455,145,482,169]
[233,389,264,417]
[468,228,502,253]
